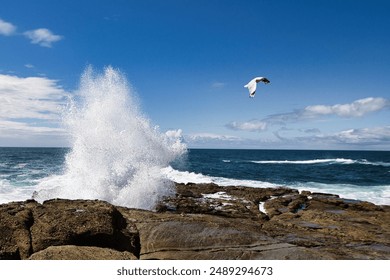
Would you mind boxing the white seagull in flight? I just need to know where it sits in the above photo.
[244,77,270,98]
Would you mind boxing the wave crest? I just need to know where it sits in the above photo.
[251,158,390,166]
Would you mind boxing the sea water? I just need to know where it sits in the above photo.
[0,68,389,208]
[166,149,390,206]
[1,148,390,206]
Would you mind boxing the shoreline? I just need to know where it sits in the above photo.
[1,183,389,260]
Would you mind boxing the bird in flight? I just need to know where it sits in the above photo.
[244,77,270,98]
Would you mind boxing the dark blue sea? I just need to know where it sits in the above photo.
[1,147,389,206]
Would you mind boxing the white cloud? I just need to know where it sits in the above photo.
[0,18,16,36]
[24,28,63,47]
[185,133,236,147]
[274,126,390,149]
[227,97,390,133]
[223,97,390,149]
[184,132,257,148]
[0,120,65,137]
[187,133,240,141]
[264,97,390,124]
[302,128,321,134]
[182,125,390,149]
[0,74,68,120]
[0,119,67,147]
[226,120,267,132]
[304,97,390,118]
[24,64,34,68]
[184,132,287,149]
[0,19,63,47]
[0,74,69,145]
[332,126,390,145]
[211,82,226,89]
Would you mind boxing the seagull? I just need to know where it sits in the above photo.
[244,77,270,98]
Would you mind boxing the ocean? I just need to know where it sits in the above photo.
[1,147,389,207]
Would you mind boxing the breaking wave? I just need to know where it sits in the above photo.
[250,158,390,166]
[33,67,186,210]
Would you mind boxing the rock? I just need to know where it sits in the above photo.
[261,192,390,259]
[152,183,390,259]
[156,183,296,220]
[28,245,138,260]
[0,200,37,259]
[0,199,140,260]
[1,183,389,260]
[30,199,139,256]
[264,194,308,217]
[118,208,331,260]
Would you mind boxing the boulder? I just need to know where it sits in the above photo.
[0,199,140,260]
[30,199,139,256]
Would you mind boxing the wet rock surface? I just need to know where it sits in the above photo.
[1,183,389,259]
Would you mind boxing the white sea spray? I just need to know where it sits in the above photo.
[34,66,186,210]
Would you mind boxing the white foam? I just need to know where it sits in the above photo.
[161,166,279,188]
[251,158,355,165]
[294,182,390,206]
[251,158,390,167]
[0,179,36,204]
[202,192,233,200]
[13,163,28,169]
[359,160,390,167]
[33,67,186,210]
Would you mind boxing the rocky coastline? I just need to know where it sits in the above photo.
[1,183,389,260]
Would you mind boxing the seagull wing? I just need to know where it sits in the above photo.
[244,79,257,97]
[257,77,270,84]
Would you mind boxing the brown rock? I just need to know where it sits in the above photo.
[30,199,140,257]
[118,208,330,260]
[0,199,140,259]
[28,245,138,260]
[157,183,297,220]
[262,193,390,259]
[0,200,37,259]
[1,183,389,260]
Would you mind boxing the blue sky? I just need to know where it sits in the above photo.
[1,0,390,149]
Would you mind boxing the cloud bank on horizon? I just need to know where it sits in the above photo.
[222,97,390,149]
